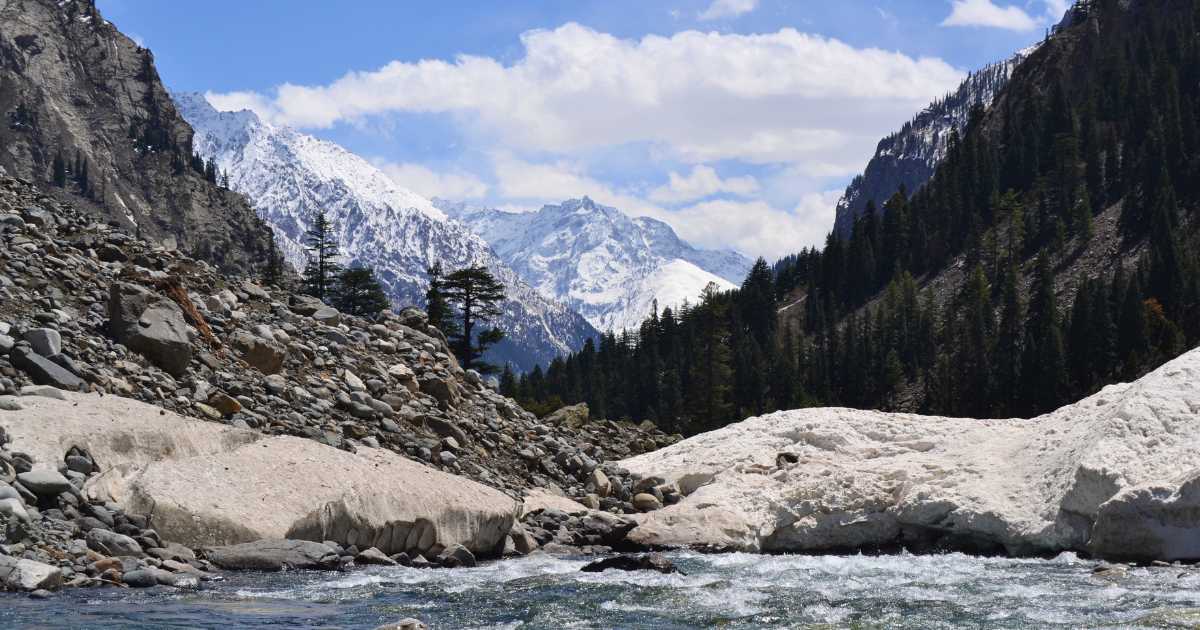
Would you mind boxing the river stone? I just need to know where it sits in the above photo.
[0,498,30,523]
[0,556,64,591]
[374,619,430,630]
[204,539,340,571]
[16,469,73,497]
[312,307,340,325]
[632,493,662,512]
[121,569,158,588]
[22,328,60,357]
[85,529,144,557]
[0,396,21,411]
[355,547,396,566]
[580,553,679,575]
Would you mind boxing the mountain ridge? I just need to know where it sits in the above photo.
[176,92,598,371]
[442,197,752,332]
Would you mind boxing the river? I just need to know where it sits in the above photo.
[2,551,1198,629]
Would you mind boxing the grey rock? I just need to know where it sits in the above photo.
[204,539,340,572]
[22,328,60,357]
[0,556,63,591]
[355,547,396,566]
[10,347,84,391]
[15,469,72,497]
[85,529,144,557]
[230,331,286,375]
[107,283,192,377]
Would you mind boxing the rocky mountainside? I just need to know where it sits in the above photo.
[0,174,674,500]
[0,0,272,272]
[175,92,598,371]
[442,197,752,332]
[832,47,1035,237]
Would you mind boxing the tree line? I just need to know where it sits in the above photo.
[507,0,1200,434]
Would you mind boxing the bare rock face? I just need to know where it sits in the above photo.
[622,349,1200,562]
[5,391,519,559]
[0,0,271,272]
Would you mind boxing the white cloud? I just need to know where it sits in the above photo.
[697,0,758,21]
[661,190,841,260]
[649,165,759,203]
[376,161,488,200]
[941,0,1039,31]
[1042,0,1072,22]
[214,24,963,174]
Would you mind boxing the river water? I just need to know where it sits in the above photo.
[2,551,1199,629]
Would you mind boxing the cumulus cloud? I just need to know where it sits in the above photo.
[659,190,841,260]
[213,24,962,173]
[697,0,758,21]
[376,161,488,200]
[941,0,1040,31]
[649,165,759,203]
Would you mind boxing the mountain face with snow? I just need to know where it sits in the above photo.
[441,198,753,333]
[175,92,598,371]
[832,48,1035,237]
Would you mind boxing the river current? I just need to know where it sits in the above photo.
[2,551,1199,629]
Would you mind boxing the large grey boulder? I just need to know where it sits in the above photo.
[543,403,589,429]
[5,391,519,558]
[0,556,63,591]
[107,283,192,377]
[204,539,339,571]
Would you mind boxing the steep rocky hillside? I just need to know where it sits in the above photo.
[0,175,676,503]
[0,0,272,273]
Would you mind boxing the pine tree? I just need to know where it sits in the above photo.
[1021,255,1068,414]
[424,263,459,338]
[301,211,341,301]
[688,282,733,432]
[263,232,283,287]
[51,152,67,187]
[333,265,391,317]
[442,265,507,373]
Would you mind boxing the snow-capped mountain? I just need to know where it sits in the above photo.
[832,47,1036,237]
[175,92,598,371]
[441,198,753,333]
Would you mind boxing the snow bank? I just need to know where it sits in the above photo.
[621,349,1200,561]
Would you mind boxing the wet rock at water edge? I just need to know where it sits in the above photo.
[580,553,681,575]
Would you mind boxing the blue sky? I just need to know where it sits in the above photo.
[97,0,1067,259]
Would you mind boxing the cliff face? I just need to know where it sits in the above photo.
[0,0,271,272]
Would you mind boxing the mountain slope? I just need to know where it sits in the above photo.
[0,0,272,272]
[176,93,597,371]
[832,47,1035,237]
[443,198,752,332]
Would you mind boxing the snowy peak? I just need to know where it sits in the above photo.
[177,92,597,371]
[443,197,752,333]
[832,48,1035,237]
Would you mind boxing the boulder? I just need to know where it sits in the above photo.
[3,392,519,558]
[355,547,396,566]
[205,539,340,571]
[312,307,340,325]
[522,489,589,516]
[85,529,144,557]
[16,469,73,497]
[632,493,662,512]
[22,328,60,357]
[10,347,84,390]
[288,295,326,317]
[229,331,286,375]
[0,556,63,591]
[580,553,679,575]
[543,403,589,429]
[622,349,1200,561]
[107,283,192,377]
[1090,470,1200,562]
